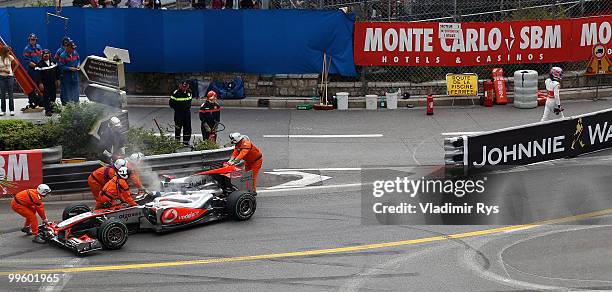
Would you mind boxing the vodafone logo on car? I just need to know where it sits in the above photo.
[162,209,178,224]
[161,208,206,224]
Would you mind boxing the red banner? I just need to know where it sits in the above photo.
[354,15,612,67]
[0,150,43,197]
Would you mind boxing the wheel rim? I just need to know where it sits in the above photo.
[238,198,254,216]
[107,225,125,245]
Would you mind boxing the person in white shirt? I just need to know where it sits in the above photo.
[0,46,15,116]
[541,67,564,122]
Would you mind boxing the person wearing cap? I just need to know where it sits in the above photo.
[35,49,59,116]
[228,132,262,192]
[54,37,71,102]
[199,91,221,142]
[57,40,80,104]
[97,167,137,210]
[22,33,42,84]
[169,81,193,145]
[54,37,70,62]
[11,184,52,243]
[99,116,126,163]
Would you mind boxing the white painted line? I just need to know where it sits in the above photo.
[273,168,362,172]
[441,131,481,136]
[263,134,383,138]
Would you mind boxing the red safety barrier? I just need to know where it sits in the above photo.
[491,68,508,105]
[537,90,547,106]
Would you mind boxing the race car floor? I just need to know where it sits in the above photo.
[2,99,612,291]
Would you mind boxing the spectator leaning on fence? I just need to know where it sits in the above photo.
[125,0,143,8]
[0,46,15,116]
[211,0,224,9]
[143,0,161,8]
[240,0,254,9]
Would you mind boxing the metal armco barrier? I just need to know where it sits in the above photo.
[138,147,234,178]
[453,108,612,174]
[43,161,101,194]
[42,147,233,194]
[41,146,62,164]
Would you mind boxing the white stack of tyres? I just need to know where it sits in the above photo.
[513,70,538,108]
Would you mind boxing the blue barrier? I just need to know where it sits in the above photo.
[0,7,356,76]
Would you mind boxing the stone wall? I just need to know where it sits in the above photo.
[122,71,612,97]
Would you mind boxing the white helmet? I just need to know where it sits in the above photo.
[114,158,127,170]
[109,116,122,128]
[117,166,129,179]
[37,184,51,197]
[229,132,244,144]
[128,152,145,164]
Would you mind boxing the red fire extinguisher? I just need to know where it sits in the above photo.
[426,94,434,115]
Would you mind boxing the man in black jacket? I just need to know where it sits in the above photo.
[35,50,59,116]
[199,90,221,142]
[169,81,193,145]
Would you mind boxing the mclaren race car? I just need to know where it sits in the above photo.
[39,164,257,254]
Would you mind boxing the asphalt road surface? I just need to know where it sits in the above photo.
[2,100,612,291]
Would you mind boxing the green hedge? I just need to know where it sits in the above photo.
[125,127,219,155]
[0,102,103,159]
[0,120,61,151]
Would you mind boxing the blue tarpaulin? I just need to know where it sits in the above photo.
[0,7,356,76]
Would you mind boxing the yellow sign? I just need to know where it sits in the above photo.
[446,73,478,96]
[585,56,612,75]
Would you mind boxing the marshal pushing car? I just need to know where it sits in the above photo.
[39,164,257,254]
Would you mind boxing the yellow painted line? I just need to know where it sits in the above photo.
[2,208,611,276]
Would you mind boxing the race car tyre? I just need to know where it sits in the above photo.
[62,203,92,221]
[97,219,129,250]
[227,191,256,221]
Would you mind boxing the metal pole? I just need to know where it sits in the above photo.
[361,0,369,97]
[453,0,457,22]
[595,73,600,101]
